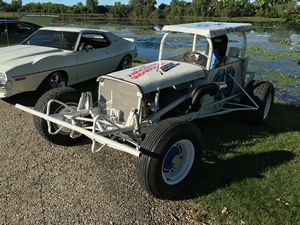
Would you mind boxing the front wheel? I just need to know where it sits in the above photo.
[136,118,203,199]
[33,87,83,146]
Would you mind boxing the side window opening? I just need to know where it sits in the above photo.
[210,35,228,69]
[78,33,110,51]
[16,23,33,34]
[226,33,243,57]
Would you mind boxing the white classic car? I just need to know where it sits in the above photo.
[0,27,137,98]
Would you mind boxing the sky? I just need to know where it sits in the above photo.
[3,0,188,6]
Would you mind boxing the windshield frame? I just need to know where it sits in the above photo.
[21,29,80,51]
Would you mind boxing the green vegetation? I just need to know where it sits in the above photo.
[246,47,300,102]
[191,103,300,224]
[280,39,293,46]
[0,0,299,24]
[247,47,300,59]
[132,57,149,67]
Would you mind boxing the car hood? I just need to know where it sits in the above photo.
[105,60,207,93]
[0,45,66,72]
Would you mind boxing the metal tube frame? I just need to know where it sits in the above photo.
[15,103,141,157]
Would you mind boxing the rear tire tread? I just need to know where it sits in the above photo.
[240,80,274,125]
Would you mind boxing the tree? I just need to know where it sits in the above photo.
[7,0,22,11]
[11,0,22,6]
[110,2,129,18]
[191,0,210,17]
[86,0,97,12]
[167,0,188,21]
[255,0,298,17]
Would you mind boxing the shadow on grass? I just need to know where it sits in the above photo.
[194,103,300,160]
[178,103,300,200]
[179,150,295,200]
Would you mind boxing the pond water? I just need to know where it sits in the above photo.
[22,19,300,105]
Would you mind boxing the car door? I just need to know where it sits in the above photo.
[76,32,114,82]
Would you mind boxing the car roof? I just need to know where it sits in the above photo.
[40,26,109,33]
[0,18,18,22]
[162,22,252,38]
[0,19,41,28]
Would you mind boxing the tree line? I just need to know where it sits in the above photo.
[0,0,299,23]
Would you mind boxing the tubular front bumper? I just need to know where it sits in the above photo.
[15,104,141,157]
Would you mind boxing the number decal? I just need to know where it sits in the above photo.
[212,69,225,100]
[212,66,235,99]
[223,66,235,97]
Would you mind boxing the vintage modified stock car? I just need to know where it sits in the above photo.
[0,26,137,98]
[16,22,274,199]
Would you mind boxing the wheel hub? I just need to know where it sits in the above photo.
[162,139,195,185]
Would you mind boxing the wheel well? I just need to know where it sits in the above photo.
[36,70,68,92]
[49,70,68,84]
[44,70,68,85]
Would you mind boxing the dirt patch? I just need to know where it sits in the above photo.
[0,96,196,224]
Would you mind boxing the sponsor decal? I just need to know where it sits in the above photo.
[128,63,160,80]
[128,61,178,80]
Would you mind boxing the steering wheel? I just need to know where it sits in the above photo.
[63,42,74,50]
[183,51,208,66]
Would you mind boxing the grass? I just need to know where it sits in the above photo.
[189,103,300,225]
[132,57,149,67]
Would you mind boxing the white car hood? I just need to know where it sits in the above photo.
[106,60,207,93]
[0,45,66,73]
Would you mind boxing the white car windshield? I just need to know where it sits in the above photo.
[22,30,79,50]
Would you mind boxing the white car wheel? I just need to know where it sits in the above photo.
[161,139,195,185]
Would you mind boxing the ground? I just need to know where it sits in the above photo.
[1,79,299,225]
[0,88,196,224]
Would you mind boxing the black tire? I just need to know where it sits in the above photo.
[37,71,67,95]
[33,87,84,146]
[118,55,132,70]
[240,80,274,125]
[136,118,203,199]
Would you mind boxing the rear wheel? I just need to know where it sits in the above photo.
[136,118,203,199]
[33,87,83,146]
[240,80,274,125]
[118,55,132,70]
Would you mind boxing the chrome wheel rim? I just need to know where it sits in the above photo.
[263,92,272,120]
[50,73,66,88]
[162,139,195,185]
[53,103,80,136]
